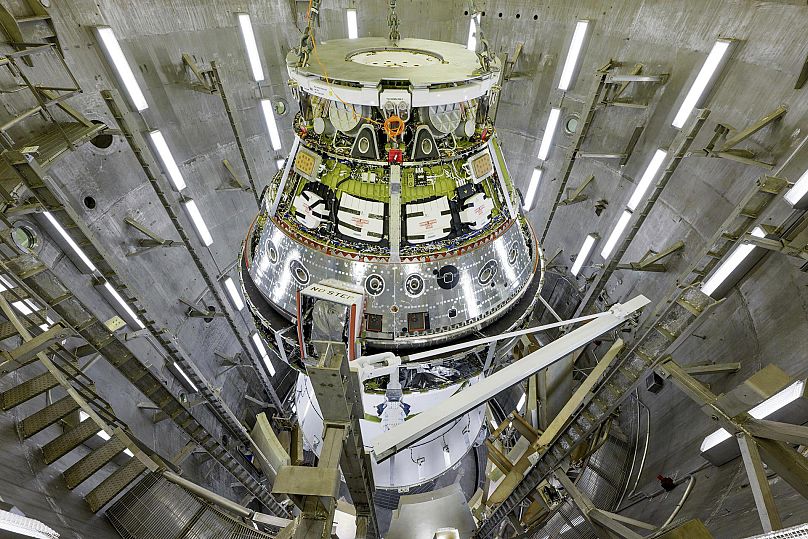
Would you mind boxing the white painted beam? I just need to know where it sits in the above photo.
[371,296,649,461]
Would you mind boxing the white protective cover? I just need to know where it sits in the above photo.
[459,192,494,230]
[293,190,328,230]
[405,196,453,243]
[337,193,385,242]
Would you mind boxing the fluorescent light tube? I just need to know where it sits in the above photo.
[252,332,276,376]
[183,200,214,246]
[571,233,598,276]
[785,168,808,206]
[96,26,148,111]
[537,108,561,161]
[748,380,805,419]
[0,274,14,292]
[701,226,765,296]
[261,99,282,151]
[346,9,358,39]
[224,277,245,310]
[237,13,264,82]
[523,168,542,211]
[149,131,186,191]
[103,282,145,329]
[43,211,97,272]
[672,40,731,128]
[12,299,39,316]
[558,20,589,91]
[701,380,805,452]
[627,149,667,211]
[601,210,632,258]
[467,15,480,50]
[174,362,199,392]
[517,392,526,411]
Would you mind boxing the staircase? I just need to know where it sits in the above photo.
[0,287,149,514]
[0,0,60,66]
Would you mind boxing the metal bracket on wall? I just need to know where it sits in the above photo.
[503,42,524,81]
[695,105,787,169]
[559,175,594,206]
[795,52,808,90]
[602,63,668,108]
[179,297,224,319]
[124,216,181,256]
[181,53,216,93]
[216,159,250,192]
[615,240,685,272]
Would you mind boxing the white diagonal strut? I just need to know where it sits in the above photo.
[371,295,650,461]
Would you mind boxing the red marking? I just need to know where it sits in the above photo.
[388,148,403,164]
[348,304,357,361]
[352,216,370,228]
[419,218,438,230]
[295,290,305,360]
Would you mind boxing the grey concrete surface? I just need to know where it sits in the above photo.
[1,1,808,538]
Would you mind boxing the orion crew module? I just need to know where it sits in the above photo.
[240,31,544,489]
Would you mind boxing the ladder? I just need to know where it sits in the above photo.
[476,286,718,538]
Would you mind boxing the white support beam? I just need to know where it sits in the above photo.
[370,296,649,461]
[738,433,782,533]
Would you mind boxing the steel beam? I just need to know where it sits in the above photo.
[720,106,788,152]
[554,470,644,539]
[681,362,741,375]
[372,296,649,461]
[745,419,808,447]
[737,433,782,532]
[1,323,72,366]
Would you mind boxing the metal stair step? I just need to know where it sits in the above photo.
[84,458,146,512]
[42,418,99,464]
[0,371,58,410]
[63,436,125,489]
[18,395,79,438]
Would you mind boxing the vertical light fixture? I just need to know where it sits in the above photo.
[701,227,766,296]
[346,8,358,39]
[558,20,590,91]
[252,332,276,376]
[784,168,808,207]
[237,13,265,82]
[672,39,732,128]
[183,200,214,247]
[523,168,542,211]
[261,99,282,151]
[173,363,200,392]
[223,277,245,311]
[571,233,598,276]
[95,26,149,111]
[537,108,561,161]
[102,282,145,329]
[43,212,97,272]
[626,149,667,211]
[600,210,632,259]
[517,392,526,411]
[149,130,187,191]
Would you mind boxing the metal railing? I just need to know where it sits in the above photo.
[107,473,276,539]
